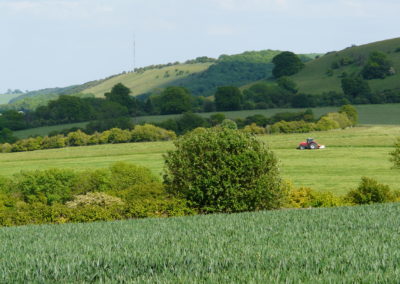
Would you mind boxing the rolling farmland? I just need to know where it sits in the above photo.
[1,203,399,282]
[3,126,400,194]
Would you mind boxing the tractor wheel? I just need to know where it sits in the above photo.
[309,142,318,149]
[299,145,306,150]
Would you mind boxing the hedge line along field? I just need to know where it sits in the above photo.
[2,126,399,194]
[1,203,400,283]
[13,103,400,139]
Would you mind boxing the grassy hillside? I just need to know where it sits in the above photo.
[13,103,400,139]
[4,126,400,193]
[290,37,400,94]
[0,93,22,104]
[1,203,400,282]
[83,63,213,98]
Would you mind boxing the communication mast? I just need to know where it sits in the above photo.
[133,33,136,72]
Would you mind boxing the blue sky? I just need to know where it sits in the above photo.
[0,0,399,93]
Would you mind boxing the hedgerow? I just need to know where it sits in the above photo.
[0,124,176,153]
[0,162,194,226]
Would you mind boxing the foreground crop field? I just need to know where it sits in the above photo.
[1,203,399,282]
[2,126,399,194]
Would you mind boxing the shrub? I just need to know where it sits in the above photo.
[131,124,176,142]
[0,143,12,153]
[286,186,345,208]
[324,112,352,129]
[66,192,124,208]
[164,127,283,213]
[389,138,400,169]
[345,177,395,205]
[74,169,113,194]
[315,116,340,131]
[87,132,101,145]
[11,137,42,152]
[67,130,89,146]
[40,135,66,149]
[242,123,266,134]
[270,120,315,134]
[109,162,159,191]
[12,169,78,205]
[220,119,237,130]
[339,104,358,126]
[107,128,131,143]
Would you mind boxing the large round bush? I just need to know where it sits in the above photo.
[163,127,283,213]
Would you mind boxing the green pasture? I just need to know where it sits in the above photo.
[13,103,400,139]
[1,203,400,282]
[83,63,212,98]
[4,126,400,194]
[290,37,400,94]
[14,122,88,139]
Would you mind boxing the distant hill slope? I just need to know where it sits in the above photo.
[0,93,22,104]
[9,78,107,104]
[290,37,400,94]
[83,50,318,98]
[83,63,213,98]
[3,50,318,110]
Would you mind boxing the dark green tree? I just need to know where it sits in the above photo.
[277,76,298,93]
[45,96,94,123]
[361,51,392,80]
[176,112,207,134]
[105,83,138,116]
[158,87,192,115]
[341,77,371,99]
[272,51,305,78]
[215,86,243,111]
[209,113,226,126]
[0,128,17,143]
[0,110,27,130]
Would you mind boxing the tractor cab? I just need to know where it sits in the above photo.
[297,138,325,150]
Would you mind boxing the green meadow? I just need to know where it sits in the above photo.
[4,126,399,195]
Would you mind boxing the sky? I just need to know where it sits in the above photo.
[0,0,399,93]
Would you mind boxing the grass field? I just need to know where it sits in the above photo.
[1,203,399,282]
[13,103,400,139]
[290,37,400,94]
[4,126,400,194]
[83,63,212,97]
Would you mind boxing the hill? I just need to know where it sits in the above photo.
[1,202,399,282]
[290,37,400,94]
[83,63,213,98]
[0,93,21,104]
[3,50,317,110]
[83,50,318,98]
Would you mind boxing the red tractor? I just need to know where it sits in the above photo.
[297,138,325,150]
